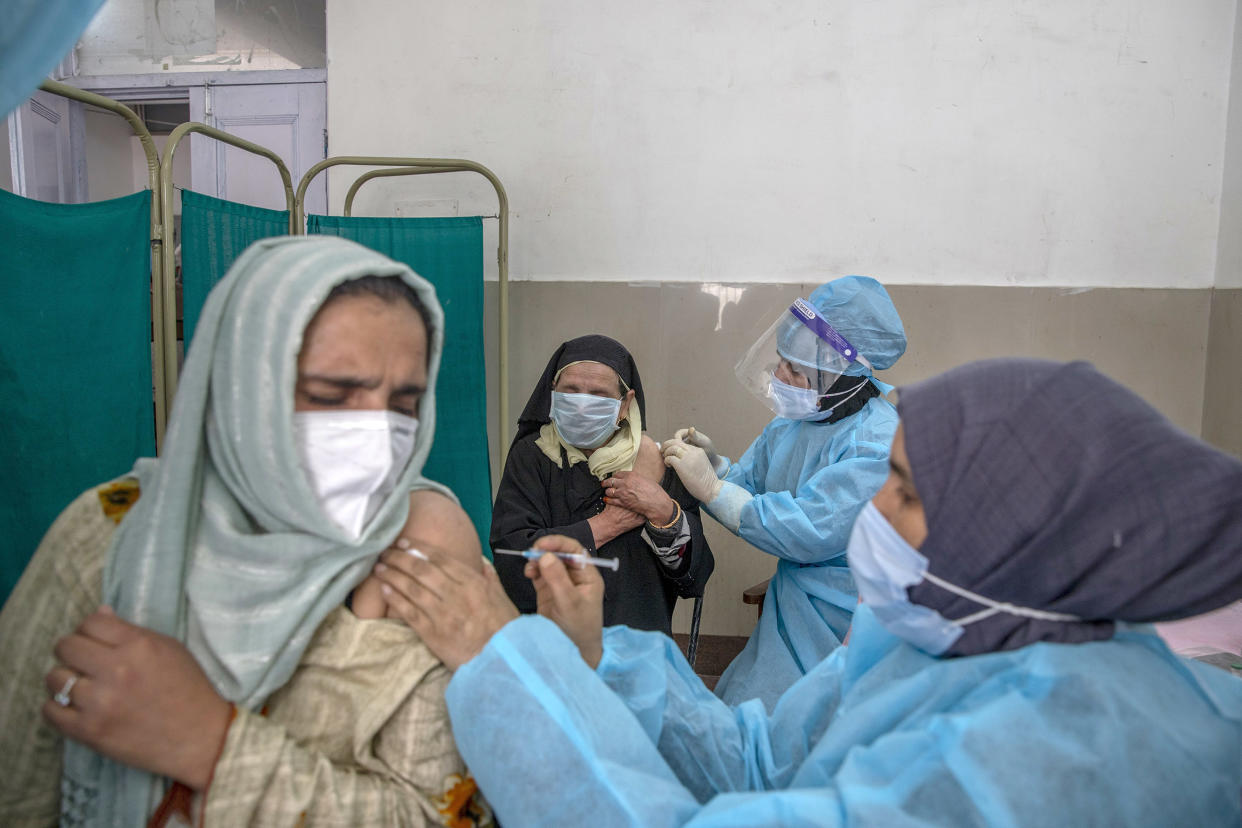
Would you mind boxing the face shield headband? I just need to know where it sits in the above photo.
[788,298,874,375]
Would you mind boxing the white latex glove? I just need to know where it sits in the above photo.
[673,427,727,476]
[662,439,724,503]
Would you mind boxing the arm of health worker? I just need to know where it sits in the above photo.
[490,436,644,612]
[713,423,894,564]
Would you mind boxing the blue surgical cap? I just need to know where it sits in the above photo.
[777,276,907,374]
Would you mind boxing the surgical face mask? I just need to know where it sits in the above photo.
[765,375,823,420]
[293,409,419,539]
[550,391,623,449]
[765,373,871,421]
[846,501,1082,655]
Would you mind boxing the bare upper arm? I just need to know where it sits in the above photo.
[401,489,483,570]
[633,434,665,483]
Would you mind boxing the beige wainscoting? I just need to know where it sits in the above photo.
[1204,288,1242,458]
[479,282,1230,636]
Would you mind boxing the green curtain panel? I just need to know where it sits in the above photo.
[181,189,290,347]
[308,215,492,553]
[0,188,154,604]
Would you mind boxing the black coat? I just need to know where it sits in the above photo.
[490,434,714,635]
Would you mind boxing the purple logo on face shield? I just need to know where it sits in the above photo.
[789,300,858,362]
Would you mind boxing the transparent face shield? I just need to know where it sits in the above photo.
[734,298,873,420]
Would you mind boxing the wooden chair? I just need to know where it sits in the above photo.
[743,578,771,617]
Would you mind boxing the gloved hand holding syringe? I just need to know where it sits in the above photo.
[493,547,620,571]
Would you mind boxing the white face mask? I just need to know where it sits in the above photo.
[550,391,624,449]
[764,375,823,420]
[293,409,419,539]
[765,372,873,421]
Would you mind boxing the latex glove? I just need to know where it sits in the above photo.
[662,439,724,503]
[673,427,727,476]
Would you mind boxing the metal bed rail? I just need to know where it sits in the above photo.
[295,156,511,452]
[159,122,295,415]
[37,80,170,446]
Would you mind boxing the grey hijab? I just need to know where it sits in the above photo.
[899,358,1242,657]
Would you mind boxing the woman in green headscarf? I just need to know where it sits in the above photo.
[0,236,497,826]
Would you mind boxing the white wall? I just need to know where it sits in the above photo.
[77,0,324,75]
[81,114,192,207]
[327,0,1236,288]
[1216,0,1242,288]
[84,108,137,200]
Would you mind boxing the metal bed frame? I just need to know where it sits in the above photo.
[158,122,296,422]
[33,85,510,454]
[26,86,699,667]
[37,80,171,443]
[294,156,511,450]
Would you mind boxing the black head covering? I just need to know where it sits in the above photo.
[898,358,1242,657]
[514,335,646,444]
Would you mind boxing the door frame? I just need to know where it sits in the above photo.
[66,68,326,97]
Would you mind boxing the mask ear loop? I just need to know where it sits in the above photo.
[813,377,870,414]
[921,570,1084,625]
[814,354,876,411]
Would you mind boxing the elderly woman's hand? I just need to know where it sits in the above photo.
[42,607,233,791]
[604,470,677,525]
[522,535,605,668]
[373,544,520,671]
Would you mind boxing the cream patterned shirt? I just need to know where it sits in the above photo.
[0,481,492,827]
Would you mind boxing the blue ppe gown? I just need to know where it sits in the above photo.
[446,610,1242,827]
[709,395,897,711]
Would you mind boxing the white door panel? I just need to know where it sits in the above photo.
[8,90,87,203]
[189,82,326,217]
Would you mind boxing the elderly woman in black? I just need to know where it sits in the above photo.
[490,335,713,634]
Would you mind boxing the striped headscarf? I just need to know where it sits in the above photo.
[62,235,450,826]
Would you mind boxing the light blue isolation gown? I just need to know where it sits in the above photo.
[709,396,897,711]
[446,610,1242,827]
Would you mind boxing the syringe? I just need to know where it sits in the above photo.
[493,548,620,571]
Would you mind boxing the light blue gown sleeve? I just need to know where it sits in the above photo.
[593,625,847,802]
[720,413,895,564]
[446,617,854,827]
[447,613,1242,827]
[718,428,769,495]
[445,616,703,827]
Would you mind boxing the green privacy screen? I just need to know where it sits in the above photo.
[0,188,155,604]
[180,189,289,347]
[308,215,493,553]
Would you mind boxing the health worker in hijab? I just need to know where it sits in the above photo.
[376,358,1242,827]
[663,275,906,710]
[490,335,713,635]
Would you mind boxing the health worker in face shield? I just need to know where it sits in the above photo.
[662,276,907,710]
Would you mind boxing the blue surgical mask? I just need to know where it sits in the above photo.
[550,391,624,449]
[847,501,1082,655]
[846,502,965,655]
